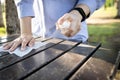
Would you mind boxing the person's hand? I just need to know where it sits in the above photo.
[56,10,82,37]
[3,34,35,52]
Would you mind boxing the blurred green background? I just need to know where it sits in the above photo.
[87,6,120,45]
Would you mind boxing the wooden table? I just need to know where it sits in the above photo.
[0,36,119,80]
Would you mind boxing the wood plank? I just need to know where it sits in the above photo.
[0,34,19,44]
[0,40,79,80]
[25,52,84,80]
[0,38,63,70]
[70,45,118,80]
[24,43,100,80]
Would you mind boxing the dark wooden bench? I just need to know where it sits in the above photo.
[0,35,119,80]
[0,34,19,44]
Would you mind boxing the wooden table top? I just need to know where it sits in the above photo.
[0,36,119,80]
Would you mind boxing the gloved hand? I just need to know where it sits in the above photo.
[56,10,82,37]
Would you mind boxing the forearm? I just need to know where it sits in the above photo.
[20,17,32,35]
[69,4,90,21]
[70,0,105,21]
[76,4,90,18]
[4,16,35,51]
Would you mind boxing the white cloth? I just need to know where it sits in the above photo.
[0,41,47,57]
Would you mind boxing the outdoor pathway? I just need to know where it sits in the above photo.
[87,17,120,24]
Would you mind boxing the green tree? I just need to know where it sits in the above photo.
[105,0,114,7]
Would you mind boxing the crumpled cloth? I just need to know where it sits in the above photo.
[0,41,47,57]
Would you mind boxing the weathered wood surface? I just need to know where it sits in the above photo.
[0,37,119,80]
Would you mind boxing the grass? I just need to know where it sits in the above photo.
[88,23,120,44]
[0,27,6,37]
[87,6,120,45]
[0,12,6,37]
